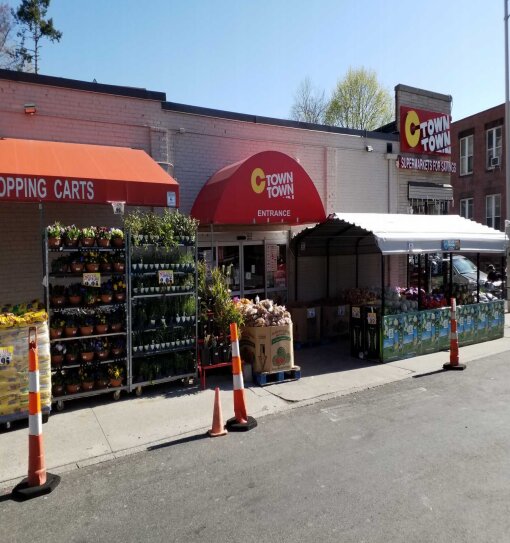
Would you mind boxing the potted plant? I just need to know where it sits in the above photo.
[96,226,112,248]
[80,226,96,247]
[94,367,109,390]
[110,228,124,248]
[79,314,95,336]
[108,363,124,387]
[65,341,80,364]
[51,256,69,274]
[52,370,65,397]
[112,251,125,273]
[100,281,113,304]
[84,288,97,307]
[50,285,66,307]
[51,342,66,366]
[49,318,65,339]
[113,278,126,302]
[94,337,110,361]
[98,252,112,273]
[79,365,94,391]
[68,283,83,305]
[64,315,78,337]
[95,312,109,334]
[122,211,143,245]
[64,225,80,247]
[79,339,95,363]
[69,254,85,273]
[65,369,81,394]
[110,337,125,358]
[47,221,64,248]
[84,251,100,272]
[109,309,124,332]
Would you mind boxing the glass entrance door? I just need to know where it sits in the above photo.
[200,237,288,301]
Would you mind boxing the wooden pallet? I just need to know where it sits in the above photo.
[253,366,301,386]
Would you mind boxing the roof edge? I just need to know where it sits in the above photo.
[0,69,166,101]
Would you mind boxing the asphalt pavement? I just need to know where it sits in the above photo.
[2,348,510,542]
[1,314,509,491]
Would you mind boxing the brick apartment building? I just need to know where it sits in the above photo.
[451,104,506,231]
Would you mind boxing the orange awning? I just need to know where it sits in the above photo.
[191,151,325,225]
[0,138,179,207]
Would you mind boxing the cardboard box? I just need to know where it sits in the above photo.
[321,305,349,338]
[240,324,294,374]
[288,306,321,343]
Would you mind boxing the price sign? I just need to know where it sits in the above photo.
[83,273,101,287]
[0,346,13,366]
[367,312,377,325]
[158,270,174,285]
[352,307,361,319]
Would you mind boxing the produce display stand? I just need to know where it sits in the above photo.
[128,234,198,395]
[293,213,508,364]
[44,231,129,411]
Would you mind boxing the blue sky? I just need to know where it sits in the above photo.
[4,0,507,122]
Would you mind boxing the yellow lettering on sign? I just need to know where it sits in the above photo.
[251,168,266,194]
[404,110,420,148]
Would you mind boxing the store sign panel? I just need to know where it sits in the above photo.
[0,174,173,207]
[400,106,451,156]
[397,155,457,173]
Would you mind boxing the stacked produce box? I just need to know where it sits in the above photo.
[0,303,50,423]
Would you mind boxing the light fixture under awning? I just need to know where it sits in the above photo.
[0,138,179,207]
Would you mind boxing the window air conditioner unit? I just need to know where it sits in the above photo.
[490,156,500,168]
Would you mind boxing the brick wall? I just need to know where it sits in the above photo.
[451,104,506,227]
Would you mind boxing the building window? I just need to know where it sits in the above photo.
[486,126,502,169]
[459,135,473,175]
[459,198,473,219]
[486,194,501,229]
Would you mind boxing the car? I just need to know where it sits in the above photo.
[451,255,487,286]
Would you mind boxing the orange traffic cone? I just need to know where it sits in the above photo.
[12,327,60,500]
[443,298,466,371]
[208,387,227,437]
[226,323,257,432]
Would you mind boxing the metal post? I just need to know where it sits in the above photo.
[505,0,510,232]
[417,254,422,311]
[477,253,481,303]
[381,253,385,317]
[449,253,453,301]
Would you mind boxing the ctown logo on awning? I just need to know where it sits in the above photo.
[251,167,295,200]
[400,106,451,156]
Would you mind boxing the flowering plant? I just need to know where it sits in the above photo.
[113,279,126,292]
[51,342,66,355]
[93,338,109,352]
[108,364,124,380]
[64,225,80,241]
[47,222,64,238]
[79,366,93,382]
[81,226,96,239]
[110,228,124,240]
[84,251,100,263]
[96,227,112,240]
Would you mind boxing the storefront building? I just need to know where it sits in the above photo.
[0,70,453,305]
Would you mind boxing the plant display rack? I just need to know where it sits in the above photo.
[128,233,198,396]
[44,229,129,411]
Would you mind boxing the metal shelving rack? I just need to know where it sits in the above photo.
[44,231,129,410]
[127,233,198,395]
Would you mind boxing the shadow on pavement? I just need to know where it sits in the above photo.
[147,432,209,451]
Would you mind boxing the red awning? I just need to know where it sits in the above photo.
[0,138,179,207]
[191,151,325,225]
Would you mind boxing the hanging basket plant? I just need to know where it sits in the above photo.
[47,222,64,248]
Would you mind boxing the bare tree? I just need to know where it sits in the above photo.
[326,67,393,131]
[0,2,17,69]
[290,77,328,124]
[14,0,62,74]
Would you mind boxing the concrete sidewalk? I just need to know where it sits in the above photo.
[2,315,509,491]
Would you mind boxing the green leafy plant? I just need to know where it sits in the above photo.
[110,228,124,240]
[64,225,80,241]
[81,226,96,239]
[47,221,64,238]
